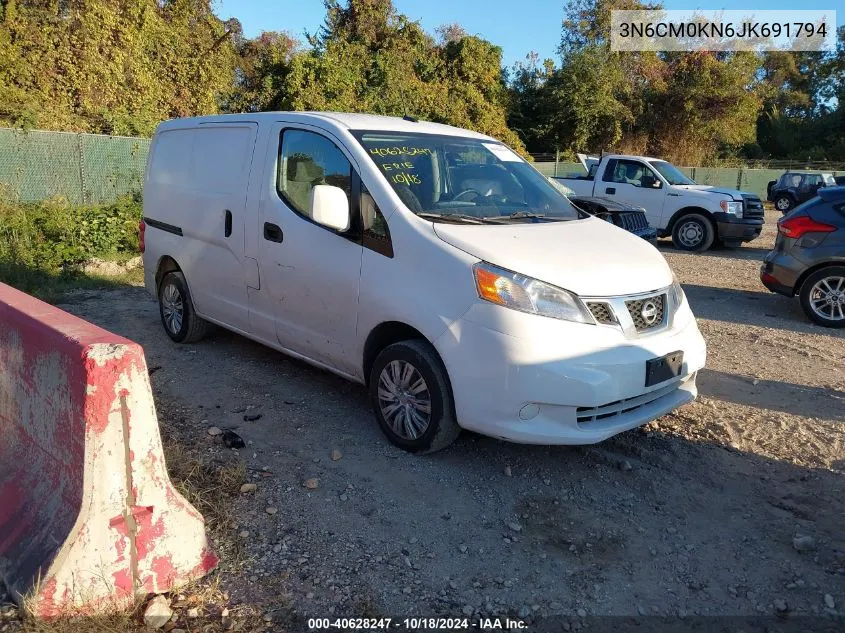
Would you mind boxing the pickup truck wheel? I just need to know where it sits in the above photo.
[799,266,845,328]
[158,272,209,343]
[671,213,714,252]
[369,340,460,454]
[774,195,794,212]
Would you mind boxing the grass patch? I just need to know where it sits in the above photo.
[0,194,143,302]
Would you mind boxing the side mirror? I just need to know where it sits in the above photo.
[641,175,661,189]
[310,185,350,231]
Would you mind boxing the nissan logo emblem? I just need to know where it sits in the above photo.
[641,301,658,325]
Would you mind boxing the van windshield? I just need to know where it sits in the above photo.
[352,131,581,224]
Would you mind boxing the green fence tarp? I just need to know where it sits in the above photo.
[0,128,150,204]
[2,127,844,204]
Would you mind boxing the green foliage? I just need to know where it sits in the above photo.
[0,195,142,273]
[0,0,238,136]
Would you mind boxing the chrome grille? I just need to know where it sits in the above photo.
[741,194,764,219]
[587,301,616,325]
[618,212,649,231]
[625,294,666,331]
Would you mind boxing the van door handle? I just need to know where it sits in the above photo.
[224,210,232,237]
[605,187,616,195]
[263,222,284,243]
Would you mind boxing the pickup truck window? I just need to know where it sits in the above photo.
[649,160,695,186]
[352,131,580,224]
[602,159,661,188]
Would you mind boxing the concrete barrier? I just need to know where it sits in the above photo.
[0,283,217,618]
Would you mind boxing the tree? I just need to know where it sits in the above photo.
[252,0,524,151]
[0,0,238,135]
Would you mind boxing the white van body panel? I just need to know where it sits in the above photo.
[143,112,706,446]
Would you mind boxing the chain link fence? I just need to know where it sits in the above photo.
[3,129,845,204]
[0,128,150,204]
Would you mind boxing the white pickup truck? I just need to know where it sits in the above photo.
[554,154,765,251]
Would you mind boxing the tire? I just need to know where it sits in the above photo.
[369,339,460,453]
[158,271,209,343]
[671,213,715,252]
[774,195,794,213]
[799,266,845,328]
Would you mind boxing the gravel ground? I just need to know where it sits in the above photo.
[6,208,843,631]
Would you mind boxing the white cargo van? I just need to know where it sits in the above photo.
[142,112,706,453]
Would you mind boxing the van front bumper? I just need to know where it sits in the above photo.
[434,302,706,445]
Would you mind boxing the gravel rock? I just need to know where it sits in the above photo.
[792,535,817,552]
[507,522,523,533]
[265,506,278,515]
[504,466,512,477]
[331,449,343,461]
[143,595,172,629]
[240,483,257,494]
[774,598,788,613]
[186,607,200,618]
[619,460,633,471]
[207,426,223,436]
[303,478,320,490]
[824,594,835,609]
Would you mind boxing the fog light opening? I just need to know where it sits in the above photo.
[518,403,540,421]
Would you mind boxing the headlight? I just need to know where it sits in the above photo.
[669,274,686,310]
[720,200,743,217]
[473,262,594,324]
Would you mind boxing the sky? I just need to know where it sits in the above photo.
[214,1,842,69]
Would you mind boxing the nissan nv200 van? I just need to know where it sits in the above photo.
[142,112,706,453]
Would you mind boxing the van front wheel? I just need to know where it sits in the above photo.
[369,340,460,453]
[158,272,209,343]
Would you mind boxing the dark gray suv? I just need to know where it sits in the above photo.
[760,186,845,328]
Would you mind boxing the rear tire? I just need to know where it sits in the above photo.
[369,340,460,453]
[671,213,714,252]
[799,266,845,328]
[158,272,209,343]
[774,195,794,213]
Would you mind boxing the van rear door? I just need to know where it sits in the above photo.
[184,123,259,332]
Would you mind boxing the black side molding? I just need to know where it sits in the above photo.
[143,217,183,236]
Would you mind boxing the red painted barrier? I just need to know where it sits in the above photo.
[0,283,217,618]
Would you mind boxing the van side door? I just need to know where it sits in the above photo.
[256,123,363,376]
[599,158,667,227]
[181,123,258,333]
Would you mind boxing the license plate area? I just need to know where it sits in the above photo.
[645,351,684,387]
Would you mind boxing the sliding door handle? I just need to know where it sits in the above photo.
[224,210,232,237]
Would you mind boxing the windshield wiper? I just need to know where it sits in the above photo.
[488,211,566,222]
[417,212,503,225]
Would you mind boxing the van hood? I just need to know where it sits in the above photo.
[433,217,672,297]
[673,184,757,201]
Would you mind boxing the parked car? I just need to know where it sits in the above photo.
[760,186,845,328]
[142,112,706,453]
[548,177,657,241]
[557,154,765,251]
[766,171,836,213]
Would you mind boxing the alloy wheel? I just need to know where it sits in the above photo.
[809,276,845,322]
[161,282,184,334]
[377,360,432,440]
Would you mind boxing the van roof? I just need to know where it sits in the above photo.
[156,111,494,140]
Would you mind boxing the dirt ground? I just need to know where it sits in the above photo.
[18,209,845,629]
